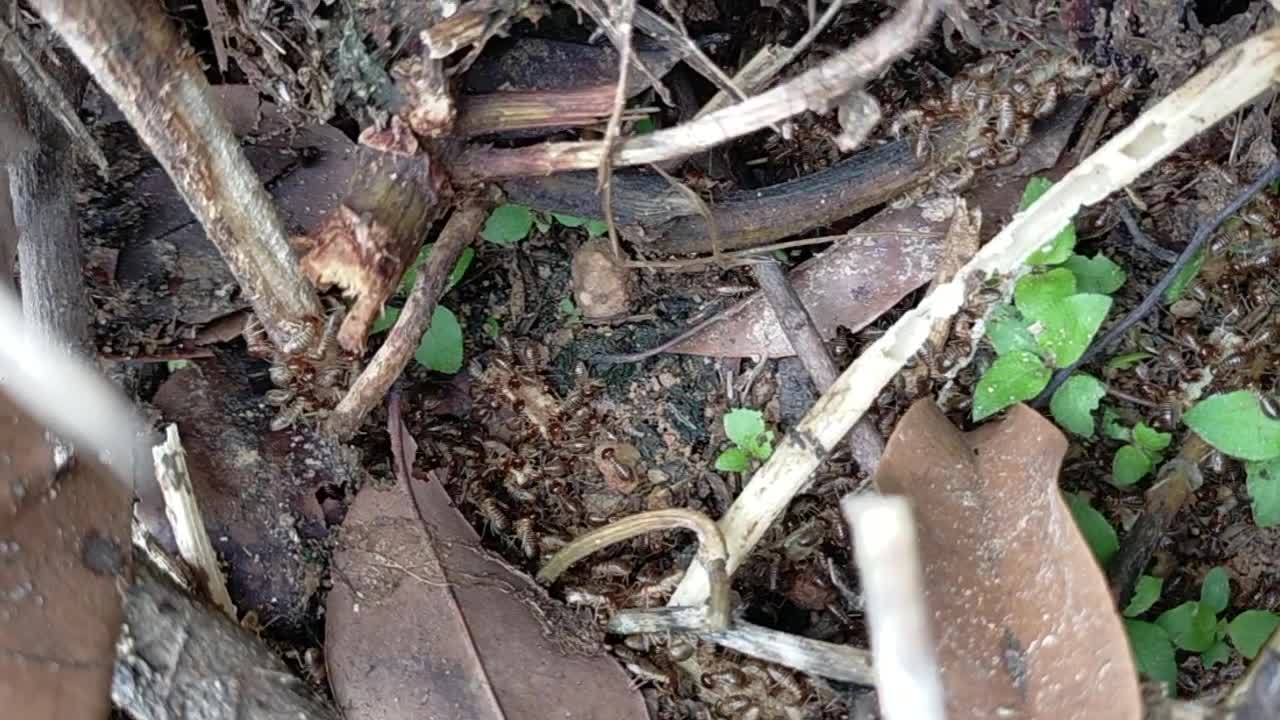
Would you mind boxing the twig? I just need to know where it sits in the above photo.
[568,0,670,103]
[696,44,784,116]
[538,509,731,631]
[752,259,883,473]
[665,23,1280,609]
[326,200,488,439]
[1036,160,1280,404]
[29,0,324,355]
[452,0,945,181]
[608,610,874,684]
[198,0,231,73]
[1117,203,1178,264]
[599,0,636,268]
[843,496,945,720]
[153,425,236,619]
[0,285,148,491]
[631,5,744,105]
[0,16,107,172]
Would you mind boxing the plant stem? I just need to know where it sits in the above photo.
[326,200,488,439]
[28,0,324,354]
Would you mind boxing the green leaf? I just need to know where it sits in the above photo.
[986,306,1041,356]
[371,306,401,335]
[559,297,581,323]
[1163,248,1205,304]
[1157,601,1218,652]
[1066,493,1118,566]
[1133,423,1173,453]
[1063,253,1126,294]
[972,351,1051,421]
[1245,458,1280,527]
[1201,567,1231,615]
[483,316,501,339]
[585,219,609,237]
[1019,176,1054,209]
[1112,444,1154,487]
[447,247,474,290]
[1050,373,1107,437]
[166,359,191,372]
[533,214,552,234]
[1185,391,1280,461]
[1035,293,1113,367]
[633,117,657,134]
[1106,352,1152,370]
[481,204,535,245]
[414,305,464,373]
[715,447,751,473]
[724,408,768,452]
[1102,407,1131,441]
[1228,610,1280,659]
[551,212,589,228]
[1015,268,1078,322]
[1124,575,1164,618]
[1202,639,1231,668]
[400,245,474,296]
[752,433,775,461]
[1126,620,1178,694]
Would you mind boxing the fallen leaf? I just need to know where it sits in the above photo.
[872,400,1140,720]
[325,395,647,720]
[669,208,943,357]
[0,388,131,720]
[147,354,343,633]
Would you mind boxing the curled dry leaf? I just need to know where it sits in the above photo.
[147,355,342,633]
[0,388,131,719]
[325,395,646,720]
[669,210,943,357]
[872,400,1140,720]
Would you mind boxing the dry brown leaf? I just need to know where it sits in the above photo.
[325,395,647,720]
[0,388,131,720]
[872,400,1140,720]
[669,213,942,357]
[147,355,347,633]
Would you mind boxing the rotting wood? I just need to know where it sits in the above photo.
[112,557,339,720]
[327,199,489,439]
[296,133,448,354]
[458,85,624,137]
[666,22,1280,610]
[0,65,28,293]
[28,0,324,355]
[452,0,945,181]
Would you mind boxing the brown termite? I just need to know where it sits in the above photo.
[591,559,633,579]
[265,388,295,406]
[1219,351,1252,371]
[513,516,538,558]
[268,363,294,387]
[1243,326,1276,353]
[994,93,1017,140]
[476,496,509,532]
[667,637,695,662]
[1262,394,1280,420]
[714,696,756,717]
[1105,74,1138,110]
[1033,80,1061,119]
[270,398,307,431]
[701,668,746,690]
[767,667,809,705]
[1011,116,1034,147]
[942,163,976,192]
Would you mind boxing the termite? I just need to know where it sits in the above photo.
[514,516,538,558]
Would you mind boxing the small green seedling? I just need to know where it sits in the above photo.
[974,177,1125,422]
[559,297,582,325]
[483,316,502,340]
[1102,421,1172,487]
[1066,492,1118,566]
[482,203,608,246]
[369,245,473,374]
[1124,567,1280,694]
[715,408,775,473]
[1185,390,1280,526]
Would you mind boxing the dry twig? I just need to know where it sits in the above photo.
[28,0,324,354]
[327,200,489,439]
[453,0,945,181]
[843,496,945,720]
[666,22,1280,609]
[538,509,731,631]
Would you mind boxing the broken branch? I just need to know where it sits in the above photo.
[326,199,488,439]
[666,22,1280,609]
[29,0,324,354]
[453,0,945,181]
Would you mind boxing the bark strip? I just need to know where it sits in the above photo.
[28,0,324,354]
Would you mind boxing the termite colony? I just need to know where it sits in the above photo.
[246,299,360,431]
[889,49,1126,196]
